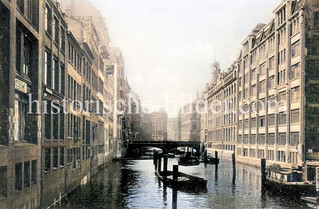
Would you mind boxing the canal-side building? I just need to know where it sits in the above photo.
[235,0,319,172]
[0,0,42,208]
[0,0,137,208]
[202,62,237,156]
[151,109,168,141]
[40,0,69,207]
[109,47,128,157]
[200,0,319,177]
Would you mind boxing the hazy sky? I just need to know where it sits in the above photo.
[90,0,280,115]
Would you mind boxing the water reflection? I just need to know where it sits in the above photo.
[59,159,309,209]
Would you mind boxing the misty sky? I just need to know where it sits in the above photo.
[90,0,280,115]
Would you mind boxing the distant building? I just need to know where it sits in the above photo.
[167,117,178,141]
[201,62,237,156]
[151,109,168,141]
[109,47,129,157]
[179,102,202,142]
[123,91,141,143]
[139,109,153,141]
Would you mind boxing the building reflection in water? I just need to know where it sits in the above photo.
[59,159,309,209]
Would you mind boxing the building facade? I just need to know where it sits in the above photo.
[139,108,153,141]
[0,0,42,208]
[179,102,202,142]
[151,109,168,141]
[0,0,137,208]
[202,62,237,156]
[167,117,178,141]
[201,0,319,178]
[124,91,141,143]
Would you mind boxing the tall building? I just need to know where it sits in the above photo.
[109,47,128,157]
[139,108,153,141]
[0,0,41,208]
[201,62,237,155]
[123,91,141,143]
[167,117,178,141]
[151,109,168,141]
[179,101,202,142]
[0,0,137,208]
[201,0,319,180]
[41,1,69,206]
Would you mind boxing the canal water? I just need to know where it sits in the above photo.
[59,159,309,209]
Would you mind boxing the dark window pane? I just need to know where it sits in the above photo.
[15,163,22,190]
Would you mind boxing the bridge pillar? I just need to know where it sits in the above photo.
[154,151,158,170]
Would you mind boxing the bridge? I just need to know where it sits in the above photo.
[127,140,201,157]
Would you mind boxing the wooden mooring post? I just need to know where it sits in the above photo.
[215,151,218,160]
[157,154,162,173]
[204,150,208,164]
[232,153,235,169]
[261,158,266,192]
[154,151,158,170]
[163,155,168,173]
[173,165,178,182]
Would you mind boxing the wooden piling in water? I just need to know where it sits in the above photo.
[204,150,207,164]
[173,165,178,182]
[154,151,158,170]
[172,188,177,209]
[158,154,162,173]
[215,151,218,160]
[261,158,266,192]
[163,156,168,173]
[232,153,235,169]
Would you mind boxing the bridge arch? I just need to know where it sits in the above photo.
[127,141,201,157]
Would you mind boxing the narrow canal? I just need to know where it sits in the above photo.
[59,159,309,208]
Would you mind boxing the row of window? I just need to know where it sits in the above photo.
[44,147,92,172]
[44,51,65,94]
[241,72,296,95]
[239,41,301,88]
[45,4,66,51]
[15,160,37,191]
[239,147,298,163]
[239,109,300,128]
[240,77,300,102]
[16,0,39,29]
[44,102,64,140]
[238,132,299,146]
[67,75,81,105]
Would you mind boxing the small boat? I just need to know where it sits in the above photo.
[178,156,200,166]
[265,164,316,196]
[155,170,207,192]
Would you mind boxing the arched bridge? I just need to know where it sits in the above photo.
[127,140,201,157]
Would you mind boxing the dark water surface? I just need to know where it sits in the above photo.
[59,159,309,209]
